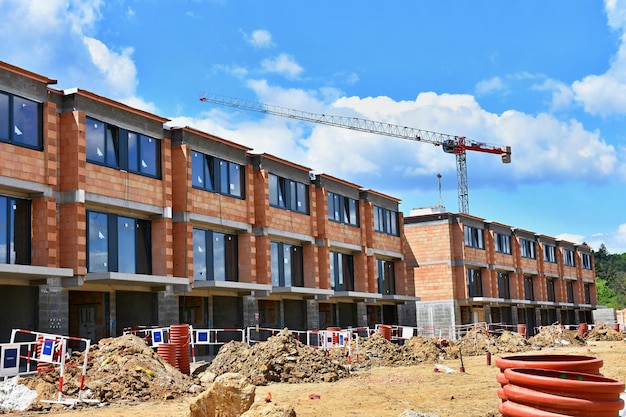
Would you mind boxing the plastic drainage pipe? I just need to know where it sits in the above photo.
[499,367,625,417]
[495,354,603,387]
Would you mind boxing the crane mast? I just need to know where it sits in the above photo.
[199,93,511,214]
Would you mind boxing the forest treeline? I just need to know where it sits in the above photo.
[594,243,626,309]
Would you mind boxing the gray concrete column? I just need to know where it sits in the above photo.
[242,295,259,328]
[38,278,69,335]
[511,306,519,325]
[356,302,368,327]
[306,299,319,330]
[556,308,562,324]
[484,305,492,324]
[157,286,179,327]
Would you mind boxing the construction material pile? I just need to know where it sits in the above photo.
[586,324,625,341]
[19,334,198,410]
[205,328,350,385]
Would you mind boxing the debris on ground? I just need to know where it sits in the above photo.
[528,326,586,348]
[18,334,198,411]
[205,328,350,385]
[5,324,616,413]
[585,324,625,341]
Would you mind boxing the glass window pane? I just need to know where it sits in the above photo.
[105,125,119,167]
[0,196,6,263]
[0,93,9,141]
[88,211,109,272]
[229,163,242,197]
[140,135,158,176]
[12,199,30,265]
[192,151,204,188]
[193,229,207,280]
[117,217,136,273]
[127,132,138,172]
[12,96,39,147]
[283,244,292,286]
[271,241,280,286]
[205,156,216,191]
[220,160,228,194]
[289,181,297,211]
[213,232,225,281]
[86,118,105,163]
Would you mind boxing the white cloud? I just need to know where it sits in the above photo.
[577,223,626,254]
[261,53,303,78]
[82,37,138,97]
[570,0,626,116]
[242,29,275,48]
[475,76,506,95]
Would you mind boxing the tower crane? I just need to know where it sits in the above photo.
[199,93,512,214]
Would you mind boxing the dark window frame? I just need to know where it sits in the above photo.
[497,271,510,299]
[566,281,575,303]
[377,258,396,295]
[520,238,536,259]
[87,210,152,274]
[464,226,484,249]
[191,151,245,199]
[495,233,511,254]
[374,206,399,236]
[0,195,31,265]
[85,116,161,179]
[546,279,556,302]
[271,241,304,287]
[523,275,535,301]
[269,173,309,214]
[581,253,593,270]
[543,244,557,263]
[0,90,43,150]
[192,228,239,282]
[330,251,355,291]
[328,192,359,227]
[564,249,576,267]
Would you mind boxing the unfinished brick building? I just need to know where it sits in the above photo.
[404,208,597,337]
[0,61,417,342]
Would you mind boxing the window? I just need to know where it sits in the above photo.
[374,206,399,236]
[546,279,556,302]
[87,211,151,274]
[271,241,304,287]
[269,174,308,214]
[86,117,161,178]
[582,253,592,270]
[523,275,534,301]
[497,272,510,299]
[467,268,483,297]
[584,284,591,304]
[566,281,575,303]
[564,249,575,266]
[328,192,359,226]
[192,151,245,198]
[520,238,536,259]
[464,226,484,249]
[376,259,396,295]
[0,195,31,265]
[543,244,556,263]
[495,233,511,254]
[0,91,42,149]
[330,252,354,291]
[193,228,238,282]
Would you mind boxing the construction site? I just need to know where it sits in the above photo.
[0,61,617,416]
[0,323,624,416]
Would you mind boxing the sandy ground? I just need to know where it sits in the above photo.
[17,339,626,417]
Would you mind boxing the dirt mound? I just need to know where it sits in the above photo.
[528,326,585,348]
[20,334,197,410]
[586,324,625,341]
[206,328,350,385]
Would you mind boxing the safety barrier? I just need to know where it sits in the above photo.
[190,327,245,362]
[6,329,98,406]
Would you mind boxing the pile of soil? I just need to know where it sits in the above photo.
[19,334,198,410]
[586,324,625,341]
[527,325,586,348]
[205,328,349,385]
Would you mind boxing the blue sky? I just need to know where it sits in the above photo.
[2,1,626,253]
